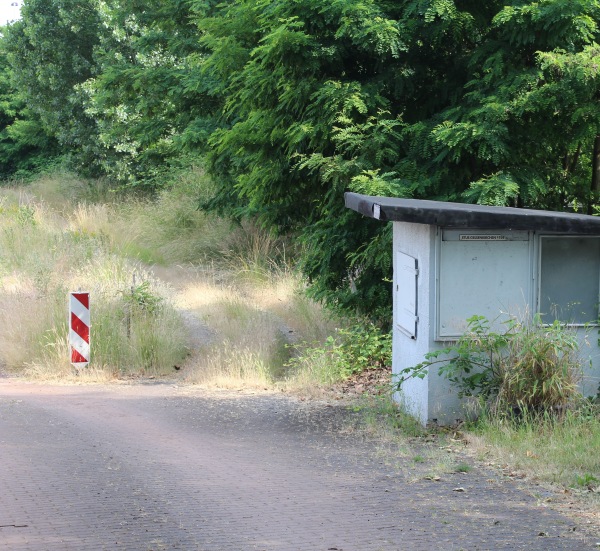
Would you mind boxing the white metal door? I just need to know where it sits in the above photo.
[395,251,418,339]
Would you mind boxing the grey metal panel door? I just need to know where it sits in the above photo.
[395,251,418,339]
[438,231,531,338]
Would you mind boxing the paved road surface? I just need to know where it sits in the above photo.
[0,379,596,550]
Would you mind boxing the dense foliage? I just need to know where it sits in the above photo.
[3,0,102,173]
[0,44,57,177]
[2,0,600,321]
[84,0,219,185]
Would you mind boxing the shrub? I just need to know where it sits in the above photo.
[286,321,391,385]
[336,323,392,377]
[399,314,583,415]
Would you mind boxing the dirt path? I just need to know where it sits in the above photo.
[0,378,597,550]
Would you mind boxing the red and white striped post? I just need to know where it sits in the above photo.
[69,292,90,368]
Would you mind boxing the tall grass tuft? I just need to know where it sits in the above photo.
[182,285,291,387]
[0,184,188,380]
[111,168,236,265]
[284,321,391,396]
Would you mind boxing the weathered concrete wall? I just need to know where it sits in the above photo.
[577,330,600,399]
[392,222,463,425]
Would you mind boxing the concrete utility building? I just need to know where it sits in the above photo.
[345,192,600,424]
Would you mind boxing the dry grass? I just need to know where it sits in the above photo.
[0,171,343,393]
[68,202,113,237]
[0,180,189,380]
[112,170,236,265]
[174,268,337,389]
[185,346,275,389]
[24,171,117,211]
[140,254,340,391]
[0,281,44,370]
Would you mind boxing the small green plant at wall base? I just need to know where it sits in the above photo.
[397,314,582,415]
[336,323,392,377]
[286,322,391,383]
[574,473,599,489]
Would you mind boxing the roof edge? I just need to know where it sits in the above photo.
[344,192,600,234]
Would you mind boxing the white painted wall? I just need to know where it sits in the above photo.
[392,222,462,425]
[577,330,600,398]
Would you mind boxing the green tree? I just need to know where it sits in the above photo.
[4,0,599,325]
[196,0,499,320]
[83,0,219,186]
[3,0,102,173]
[198,0,600,322]
[0,32,58,178]
[431,0,600,212]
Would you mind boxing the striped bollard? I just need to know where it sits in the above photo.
[69,292,90,368]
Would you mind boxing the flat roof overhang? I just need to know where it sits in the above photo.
[344,192,600,234]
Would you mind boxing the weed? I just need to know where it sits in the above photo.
[285,321,391,389]
[354,393,425,438]
[574,473,599,489]
[399,313,583,415]
[123,279,163,314]
[335,323,391,377]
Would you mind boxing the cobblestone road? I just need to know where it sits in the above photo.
[0,379,597,550]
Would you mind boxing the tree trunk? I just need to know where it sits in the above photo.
[590,135,600,214]
[572,143,582,174]
[592,135,600,192]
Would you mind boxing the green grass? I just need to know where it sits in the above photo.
[467,406,600,495]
